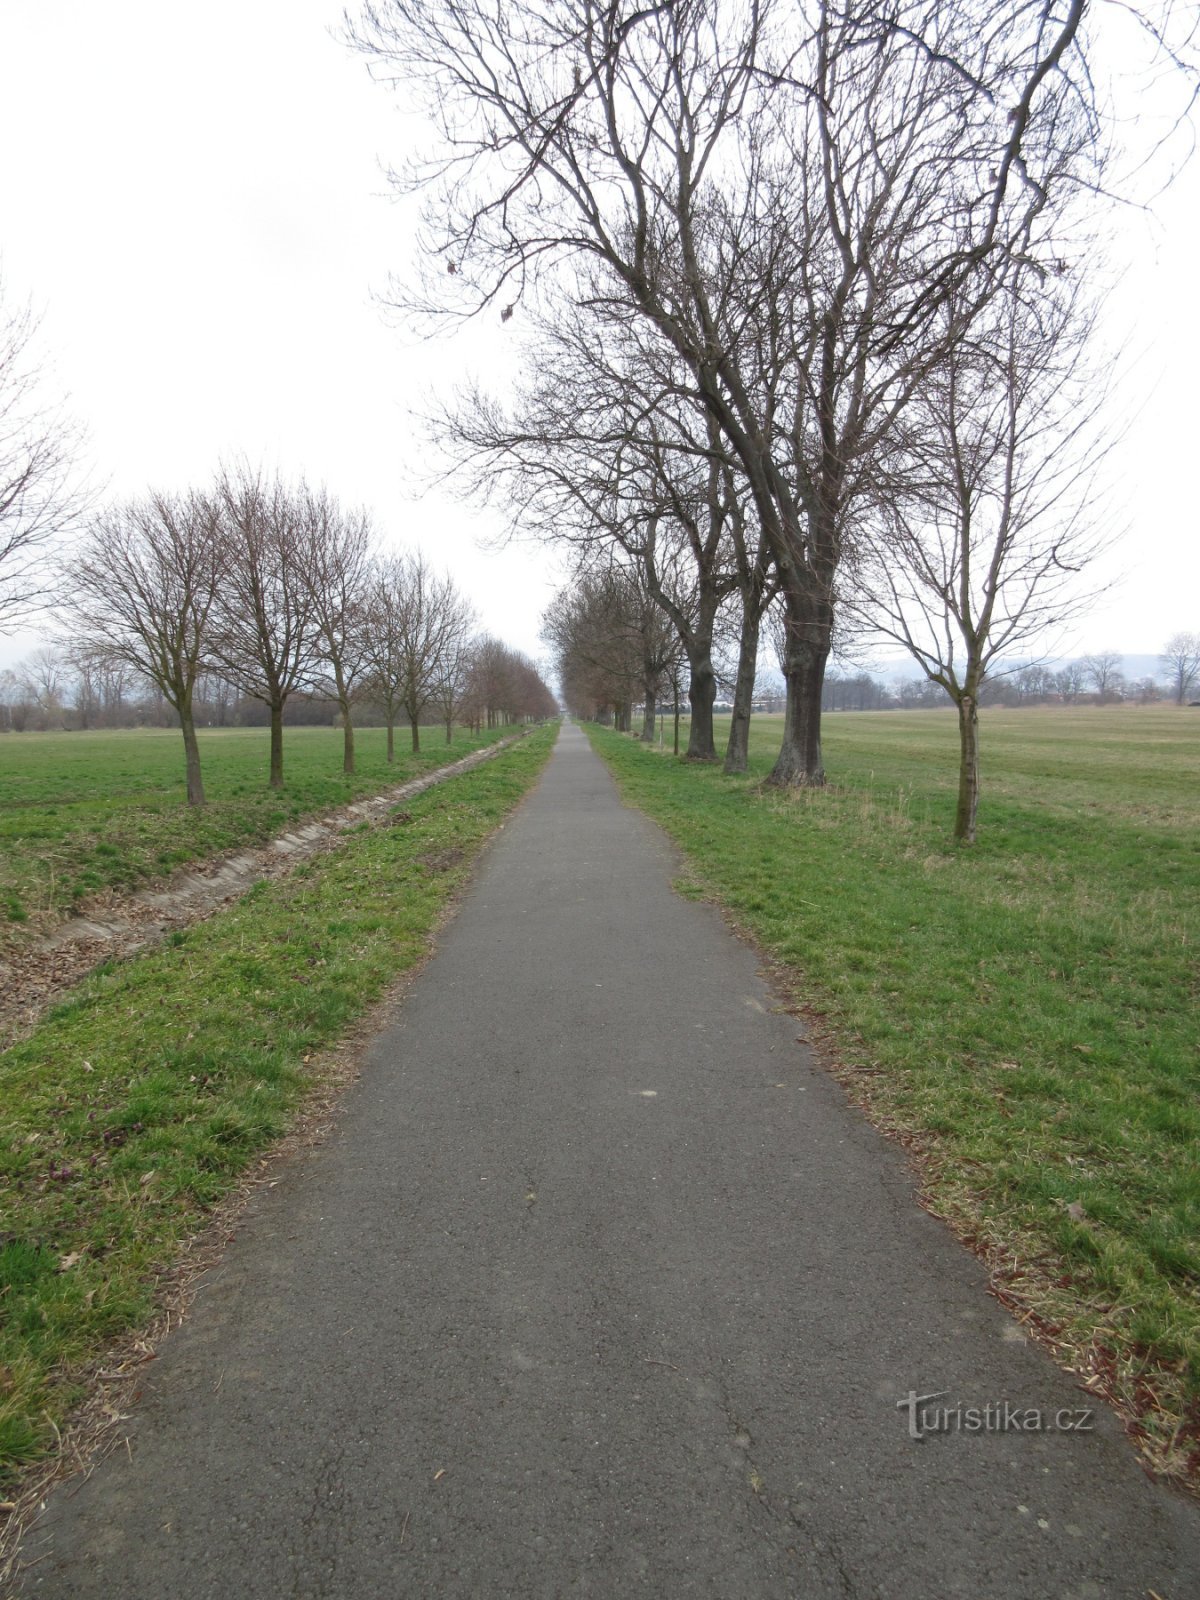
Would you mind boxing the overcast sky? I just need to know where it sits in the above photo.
[1,0,1197,676]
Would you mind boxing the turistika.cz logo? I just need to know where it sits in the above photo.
[897,1391,1095,1441]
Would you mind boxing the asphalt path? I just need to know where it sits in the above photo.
[22,723,1200,1597]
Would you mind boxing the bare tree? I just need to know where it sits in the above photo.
[1082,649,1125,702]
[360,555,409,761]
[1054,661,1087,704]
[434,300,748,762]
[363,552,473,755]
[195,667,236,728]
[1012,664,1057,704]
[66,644,102,730]
[1161,631,1200,705]
[842,269,1115,843]
[208,467,320,789]
[0,667,26,732]
[16,645,67,730]
[0,280,91,630]
[431,629,477,743]
[301,488,375,774]
[71,491,221,804]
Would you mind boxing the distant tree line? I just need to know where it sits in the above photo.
[0,465,556,804]
[0,639,552,735]
[548,583,1198,722]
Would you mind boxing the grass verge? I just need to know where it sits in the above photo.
[585,710,1200,1487]
[0,723,555,1489]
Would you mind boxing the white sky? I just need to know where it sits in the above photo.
[0,0,1196,674]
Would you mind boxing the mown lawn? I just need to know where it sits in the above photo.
[0,723,507,942]
[588,706,1200,1477]
[0,725,555,1488]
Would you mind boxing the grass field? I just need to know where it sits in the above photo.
[588,705,1200,1478]
[0,725,556,1490]
[0,724,507,944]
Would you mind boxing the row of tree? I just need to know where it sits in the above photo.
[0,286,556,794]
[346,0,1197,842]
[7,467,554,804]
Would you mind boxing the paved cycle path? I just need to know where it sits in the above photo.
[22,724,1200,1597]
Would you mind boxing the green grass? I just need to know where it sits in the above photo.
[587,707,1200,1473]
[0,724,508,950]
[0,724,556,1487]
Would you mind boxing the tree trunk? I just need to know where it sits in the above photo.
[444,714,453,742]
[724,606,761,775]
[269,701,284,790]
[954,693,980,844]
[767,593,830,787]
[641,681,657,741]
[686,652,718,761]
[340,699,355,775]
[410,717,421,753]
[180,704,205,807]
[386,714,395,763]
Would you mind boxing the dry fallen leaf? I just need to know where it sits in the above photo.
[1066,1201,1087,1223]
[58,1251,84,1271]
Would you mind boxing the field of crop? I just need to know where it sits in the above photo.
[0,724,506,944]
[588,705,1200,1477]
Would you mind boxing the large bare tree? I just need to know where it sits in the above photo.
[301,488,376,774]
[72,491,222,805]
[842,269,1115,842]
[208,468,321,789]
